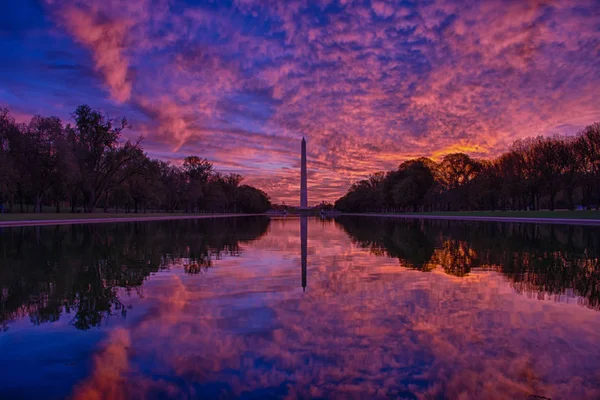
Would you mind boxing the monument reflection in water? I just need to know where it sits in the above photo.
[301,216,307,292]
[1,216,600,399]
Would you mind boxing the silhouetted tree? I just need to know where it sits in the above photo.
[335,122,600,212]
[382,159,434,212]
[0,109,20,211]
[576,123,600,209]
[0,106,271,214]
[71,105,143,212]
[335,172,385,212]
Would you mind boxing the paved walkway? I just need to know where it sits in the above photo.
[0,214,262,228]
[348,213,600,226]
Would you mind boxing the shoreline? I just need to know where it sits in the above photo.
[345,213,600,226]
[0,213,264,228]
[3,212,600,228]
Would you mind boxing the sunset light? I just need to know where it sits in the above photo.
[2,0,599,204]
[2,2,600,399]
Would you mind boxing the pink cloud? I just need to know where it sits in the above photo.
[371,1,395,18]
[40,0,600,203]
[57,4,133,102]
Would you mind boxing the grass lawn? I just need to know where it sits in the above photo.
[391,210,600,219]
[0,212,205,222]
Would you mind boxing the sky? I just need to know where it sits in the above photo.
[1,0,599,205]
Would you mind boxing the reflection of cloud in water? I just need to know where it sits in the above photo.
[73,328,131,400]
[337,217,600,310]
[74,219,600,399]
[0,217,269,331]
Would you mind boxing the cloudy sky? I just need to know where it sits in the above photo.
[1,0,599,204]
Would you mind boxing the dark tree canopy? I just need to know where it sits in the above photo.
[335,123,600,212]
[0,105,271,214]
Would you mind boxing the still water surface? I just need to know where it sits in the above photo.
[1,216,600,399]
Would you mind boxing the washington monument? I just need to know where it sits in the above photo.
[300,137,307,208]
[300,138,308,291]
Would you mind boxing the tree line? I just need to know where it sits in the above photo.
[0,105,271,214]
[335,123,600,212]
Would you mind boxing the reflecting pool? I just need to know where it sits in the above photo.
[1,216,600,399]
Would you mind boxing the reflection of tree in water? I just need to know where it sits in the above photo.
[336,217,437,270]
[336,216,600,309]
[427,240,480,277]
[0,217,269,330]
